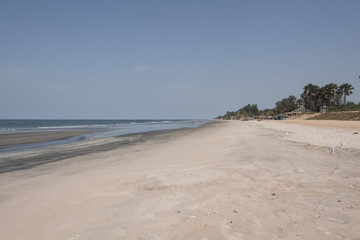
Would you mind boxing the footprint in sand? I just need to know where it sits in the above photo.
[68,234,80,240]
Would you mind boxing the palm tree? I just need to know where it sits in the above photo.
[323,83,338,106]
[334,87,343,106]
[302,83,320,111]
[339,83,354,109]
[300,92,309,109]
[296,99,303,107]
[318,86,327,106]
[311,85,320,109]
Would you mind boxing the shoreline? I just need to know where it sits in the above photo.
[0,120,207,152]
[0,129,104,146]
[0,123,217,174]
[1,120,359,239]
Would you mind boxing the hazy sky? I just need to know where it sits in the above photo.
[1,0,359,119]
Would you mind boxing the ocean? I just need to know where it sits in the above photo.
[0,119,204,133]
[0,119,207,154]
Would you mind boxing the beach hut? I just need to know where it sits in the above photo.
[320,105,329,113]
[286,105,311,116]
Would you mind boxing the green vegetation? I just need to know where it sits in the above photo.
[300,83,355,111]
[217,82,357,120]
[275,95,297,114]
[329,102,360,111]
[307,111,360,121]
[339,83,354,110]
[220,104,259,120]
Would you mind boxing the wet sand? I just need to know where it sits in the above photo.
[0,121,359,239]
[0,130,103,146]
[0,128,195,173]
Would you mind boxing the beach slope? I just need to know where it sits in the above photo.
[0,121,359,239]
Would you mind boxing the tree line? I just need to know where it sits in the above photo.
[217,82,356,120]
[300,83,353,111]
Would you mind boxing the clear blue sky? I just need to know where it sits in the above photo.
[1,0,359,119]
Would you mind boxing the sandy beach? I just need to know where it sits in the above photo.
[0,120,359,239]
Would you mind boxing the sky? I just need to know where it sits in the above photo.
[1,0,359,119]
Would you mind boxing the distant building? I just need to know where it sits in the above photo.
[320,105,329,113]
[286,105,312,116]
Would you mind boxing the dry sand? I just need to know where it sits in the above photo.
[0,121,359,239]
[262,120,360,149]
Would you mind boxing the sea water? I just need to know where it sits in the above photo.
[0,119,208,153]
[0,119,204,133]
